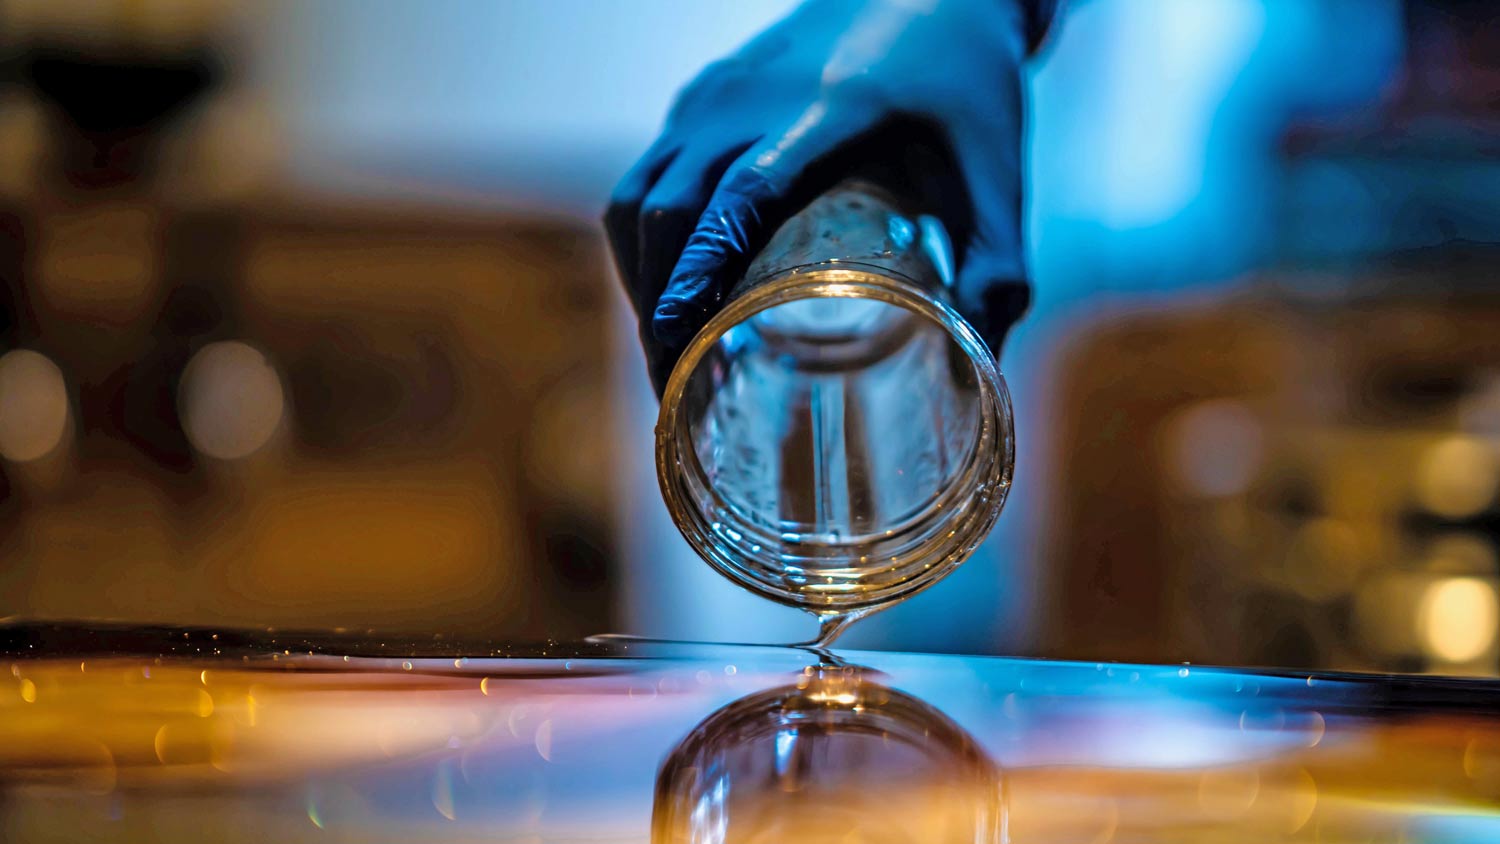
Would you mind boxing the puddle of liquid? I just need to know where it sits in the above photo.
[4,621,1500,842]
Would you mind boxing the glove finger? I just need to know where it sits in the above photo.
[638,141,755,395]
[638,141,755,336]
[956,239,1031,356]
[603,138,679,316]
[948,98,1028,357]
[652,101,874,350]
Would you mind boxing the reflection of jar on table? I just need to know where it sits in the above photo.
[653,663,1006,843]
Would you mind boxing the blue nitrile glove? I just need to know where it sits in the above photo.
[606,0,1059,395]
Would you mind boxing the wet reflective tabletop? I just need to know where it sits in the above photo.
[4,624,1500,842]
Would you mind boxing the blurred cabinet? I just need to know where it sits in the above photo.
[1044,251,1500,676]
[0,15,620,637]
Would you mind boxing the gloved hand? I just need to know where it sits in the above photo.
[606,0,1055,395]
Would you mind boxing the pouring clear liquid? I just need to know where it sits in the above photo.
[656,184,1014,645]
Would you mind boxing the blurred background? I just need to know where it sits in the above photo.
[0,0,1496,675]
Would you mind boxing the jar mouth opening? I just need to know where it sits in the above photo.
[656,266,1015,614]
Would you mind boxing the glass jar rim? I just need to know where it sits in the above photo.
[655,264,1015,615]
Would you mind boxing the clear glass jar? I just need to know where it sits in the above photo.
[655,181,1015,642]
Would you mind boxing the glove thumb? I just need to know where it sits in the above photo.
[953,241,1030,358]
